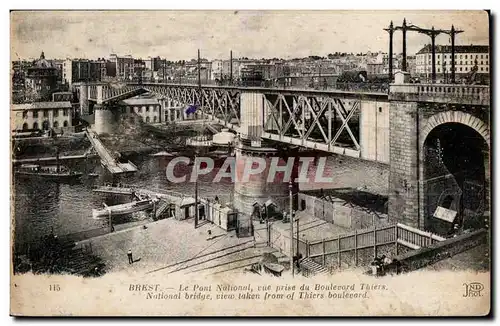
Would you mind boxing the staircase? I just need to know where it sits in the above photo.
[299,257,329,277]
[155,200,170,219]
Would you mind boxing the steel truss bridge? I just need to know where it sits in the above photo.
[88,82,389,161]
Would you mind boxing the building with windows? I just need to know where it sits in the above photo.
[24,52,58,102]
[119,97,162,124]
[415,44,489,83]
[62,58,102,86]
[12,101,73,132]
[145,56,166,72]
[109,54,135,81]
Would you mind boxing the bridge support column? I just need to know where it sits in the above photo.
[94,105,116,135]
[233,143,299,228]
[388,73,422,228]
[79,84,89,115]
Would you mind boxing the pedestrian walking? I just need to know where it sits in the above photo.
[127,249,133,264]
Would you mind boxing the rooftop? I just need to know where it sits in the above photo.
[120,98,160,106]
[416,44,489,55]
[11,101,73,111]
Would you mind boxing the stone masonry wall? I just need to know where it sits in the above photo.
[388,101,420,227]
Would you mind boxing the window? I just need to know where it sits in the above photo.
[33,122,39,130]
[153,116,157,123]
[486,67,488,72]
[460,61,462,65]
[22,123,28,130]
[53,121,59,128]
[460,67,462,71]
[460,55,462,59]
[481,61,483,65]
[378,107,382,113]
[145,116,150,123]
[465,55,468,59]
[146,106,150,112]
[33,110,39,118]
[22,111,27,119]
[481,67,484,71]
[63,109,69,116]
[54,109,59,117]
[63,120,69,127]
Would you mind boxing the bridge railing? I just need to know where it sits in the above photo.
[390,83,490,105]
[128,80,389,95]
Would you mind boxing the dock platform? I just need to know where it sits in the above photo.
[85,130,137,174]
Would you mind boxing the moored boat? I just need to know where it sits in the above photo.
[15,164,83,181]
[92,199,155,219]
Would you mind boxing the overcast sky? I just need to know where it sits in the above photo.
[11,10,489,61]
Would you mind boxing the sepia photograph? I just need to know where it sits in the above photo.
[9,9,491,316]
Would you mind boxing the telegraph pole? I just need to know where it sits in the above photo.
[289,181,294,277]
[194,49,202,228]
[383,21,394,80]
[230,50,233,85]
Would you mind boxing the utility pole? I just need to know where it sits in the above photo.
[289,181,294,277]
[296,218,300,255]
[194,49,202,229]
[383,21,394,80]
[402,18,407,72]
[230,50,233,86]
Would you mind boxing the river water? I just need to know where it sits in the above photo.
[13,154,388,247]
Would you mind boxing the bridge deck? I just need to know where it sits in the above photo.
[85,130,137,174]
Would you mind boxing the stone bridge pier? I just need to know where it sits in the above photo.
[233,92,299,224]
[388,72,490,234]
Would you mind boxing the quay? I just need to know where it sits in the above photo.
[85,129,138,174]
[76,217,283,275]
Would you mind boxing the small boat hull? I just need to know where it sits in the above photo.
[92,200,154,219]
[15,171,83,181]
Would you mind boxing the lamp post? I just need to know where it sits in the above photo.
[194,150,199,228]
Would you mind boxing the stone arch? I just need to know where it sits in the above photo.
[421,111,490,147]
[419,112,490,234]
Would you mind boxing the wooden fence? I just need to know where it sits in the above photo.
[269,222,446,270]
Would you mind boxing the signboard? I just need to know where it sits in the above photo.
[433,206,458,223]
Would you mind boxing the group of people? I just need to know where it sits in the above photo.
[370,255,402,276]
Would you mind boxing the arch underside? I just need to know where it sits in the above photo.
[421,111,490,235]
[421,111,490,147]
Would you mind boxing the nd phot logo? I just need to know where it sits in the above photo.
[463,282,484,297]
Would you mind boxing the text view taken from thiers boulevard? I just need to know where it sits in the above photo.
[10,10,491,316]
